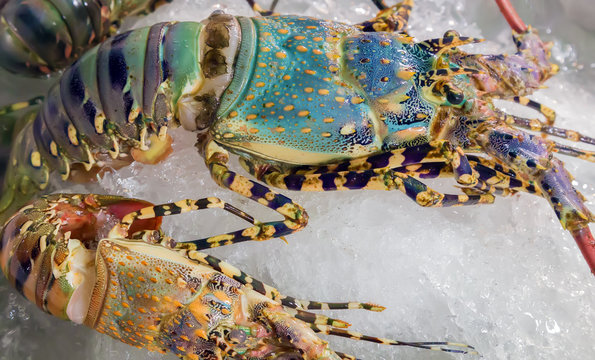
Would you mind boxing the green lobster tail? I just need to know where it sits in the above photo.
[0,114,49,224]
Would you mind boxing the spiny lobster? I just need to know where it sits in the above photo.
[0,193,477,359]
[0,0,593,274]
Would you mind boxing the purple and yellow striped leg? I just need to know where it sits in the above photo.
[311,325,478,355]
[249,164,493,207]
[108,197,277,246]
[512,96,556,125]
[200,140,308,248]
[245,0,279,16]
[255,140,479,187]
[392,161,538,197]
[503,113,595,146]
[279,140,466,175]
[358,0,414,33]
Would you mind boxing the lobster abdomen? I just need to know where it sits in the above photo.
[0,0,159,76]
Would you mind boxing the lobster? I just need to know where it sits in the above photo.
[0,0,176,77]
[0,193,477,359]
[0,0,594,274]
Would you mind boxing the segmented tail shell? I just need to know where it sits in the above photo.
[0,0,157,76]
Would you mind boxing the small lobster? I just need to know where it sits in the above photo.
[0,193,477,359]
[1,0,594,274]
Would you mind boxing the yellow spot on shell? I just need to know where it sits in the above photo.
[247,114,258,120]
[274,126,285,132]
[323,117,335,123]
[321,132,332,137]
[30,151,41,167]
[284,105,295,111]
[397,70,415,80]
[245,94,255,101]
[296,45,308,52]
[301,127,311,133]
[223,133,235,138]
[249,128,259,134]
[258,62,267,68]
[276,52,287,59]
[380,58,391,64]
[113,311,123,317]
[304,87,314,93]
[255,82,265,87]
[265,102,275,108]
[67,124,79,145]
[313,36,323,41]
[50,141,59,156]
[277,29,289,34]
[298,110,310,117]
[351,97,365,104]
[313,49,323,55]
[318,89,329,95]
[335,97,345,103]
[261,46,271,52]
[340,124,356,135]
[283,74,291,81]
[294,35,306,40]
[329,65,339,72]
[304,69,316,75]
[229,111,238,118]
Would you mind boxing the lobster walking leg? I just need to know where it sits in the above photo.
[358,0,414,33]
[511,96,556,125]
[0,96,44,117]
[201,139,308,245]
[502,113,595,146]
[109,197,293,249]
[247,164,494,207]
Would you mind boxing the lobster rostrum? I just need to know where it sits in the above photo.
[0,0,174,77]
[0,193,477,359]
[1,0,594,272]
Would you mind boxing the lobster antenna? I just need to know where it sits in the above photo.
[495,0,527,33]
[311,324,478,355]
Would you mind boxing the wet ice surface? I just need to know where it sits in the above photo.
[1,0,595,359]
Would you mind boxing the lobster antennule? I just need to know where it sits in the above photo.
[495,0,527,33]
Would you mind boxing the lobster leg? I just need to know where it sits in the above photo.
[552,141,595,162]
[246,0,279,16]
[511,96,556,125]
[245,162,494,207]
[0,96,44,117]
[358,0,414,33]
[200,139,308,247]
[392,161,537,197]
[108,197,273,248]
[503,113,595,146]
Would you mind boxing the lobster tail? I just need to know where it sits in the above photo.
[0,113,49,224]
[0,0,159,76]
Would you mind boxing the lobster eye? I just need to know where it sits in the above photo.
[445,87,465,105]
